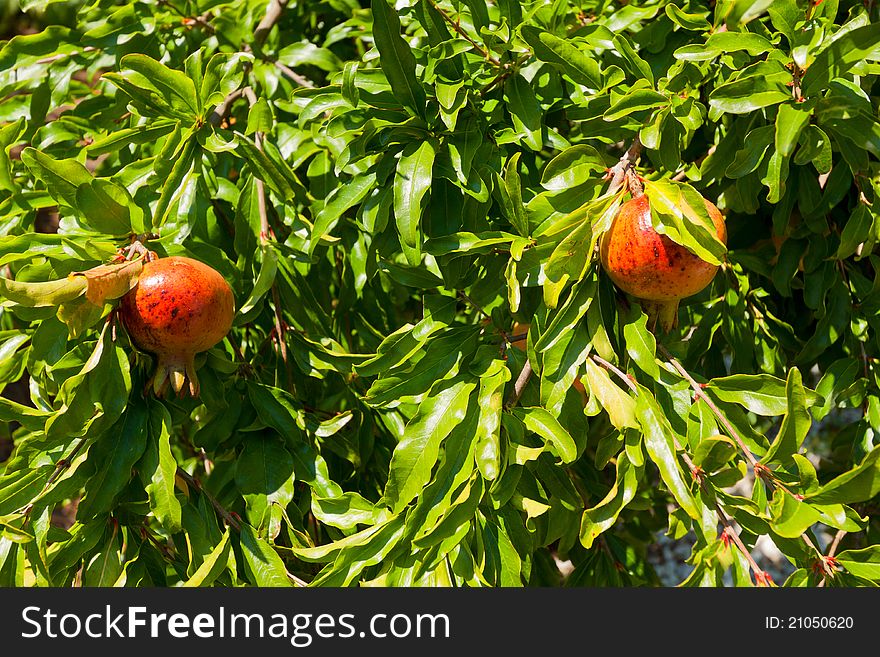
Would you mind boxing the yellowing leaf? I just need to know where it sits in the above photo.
[73,257,144,306]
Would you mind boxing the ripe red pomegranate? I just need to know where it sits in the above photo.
[119,256,234,397]
[599,193,726,333]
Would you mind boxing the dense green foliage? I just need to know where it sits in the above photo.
[1,0,879,587]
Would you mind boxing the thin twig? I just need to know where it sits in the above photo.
[657,344,759,468]
[274,60,315,88]
[176,467,241,531]
[656,344,824,559]
[458,291,512,345]
[426,0,501,66]
[254,0,289,47]
[242,87,291,378]
[506,360,533,409]
[605,137,643,196]
[208,88,245,126]
[590,353,774,585]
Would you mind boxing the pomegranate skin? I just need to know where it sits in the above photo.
[599,194,726,331]
[120,256,234,397]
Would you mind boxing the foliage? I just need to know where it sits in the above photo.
[1,0,879,588]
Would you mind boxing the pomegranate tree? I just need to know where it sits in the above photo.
[599,189,726,333]
[119,255,235,397]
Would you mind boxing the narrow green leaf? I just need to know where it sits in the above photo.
[775,101,812,157]
[238,523,292,587]
[138,401,182,533]
[520,27,602,88]
[394,139,435,265]
[75,179,135,235]
[77,401,149,520]
[20,148,92,208]
[707,372,820,416]
[384,379,475,512]
[511,407,577,463]
[635,387,699,519]
[583,359,638,430]
[805,446,880,505]
[370,0,426,116]
[580,452,642,548]
[769,488,821,538]
[182,529,232,587]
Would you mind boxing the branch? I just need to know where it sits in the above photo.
[589,353,776,586]
[254,0,289,47]
[208,88,245,126]
[656,344,823,559]
[605,137,643,196]
[176,467,241,532]
[657,344,759,468]
[242,87,291,379]
[506,360,533,409]
[426,0,501,66]
[274,60,315,88]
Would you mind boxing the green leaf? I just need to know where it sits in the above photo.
[709,75,790,115]
[370,0,426,116]
[769,488,821,538]
[707,373,821,416]
[76,400,148,521]
[503,152,529,236]
[505,73,543,150]
[794,124,832,173]
[277,41,343,72]
[234,132,304,203]
[520,27,602,89]
[664,4,711,31]
[384,378,475,512]
[245,98,273,135]
[692,435,737,472]
[20,148,92,209]
[152,136,197,228]
[726,125,774,178]
[805,446,880,505]
[310,171,376,253]
[635,387,699,519]
[138,401,182,533]
[311,492,384,531]
[0,275,87,308]
[835,546,880,582]
[644,179,726,265]
[235,243,278,322]
[580,452,642,548]
[234,434,295,496]
[75,179,136,235]
[112,54,199,118]
[801,22,880,97]
[0,118,25,191]
[394,139,435,265]
[761,368,811,467]
[535,277,595,350]
[473,358,510,481]
[238,523,292,587]
[674,32,776,61]
[246,382,304,442]
[540,145,606,191]
[604,88,668,121]
[776,100,813,158]
[182,529,232,587]
[836,204,873,260]
[622,309,660,378]
[582,359,638,430]
[511,407,577,463]
[612,34,654,85]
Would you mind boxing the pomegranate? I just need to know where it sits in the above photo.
[119,255,235,397]
[599,192,726,333]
